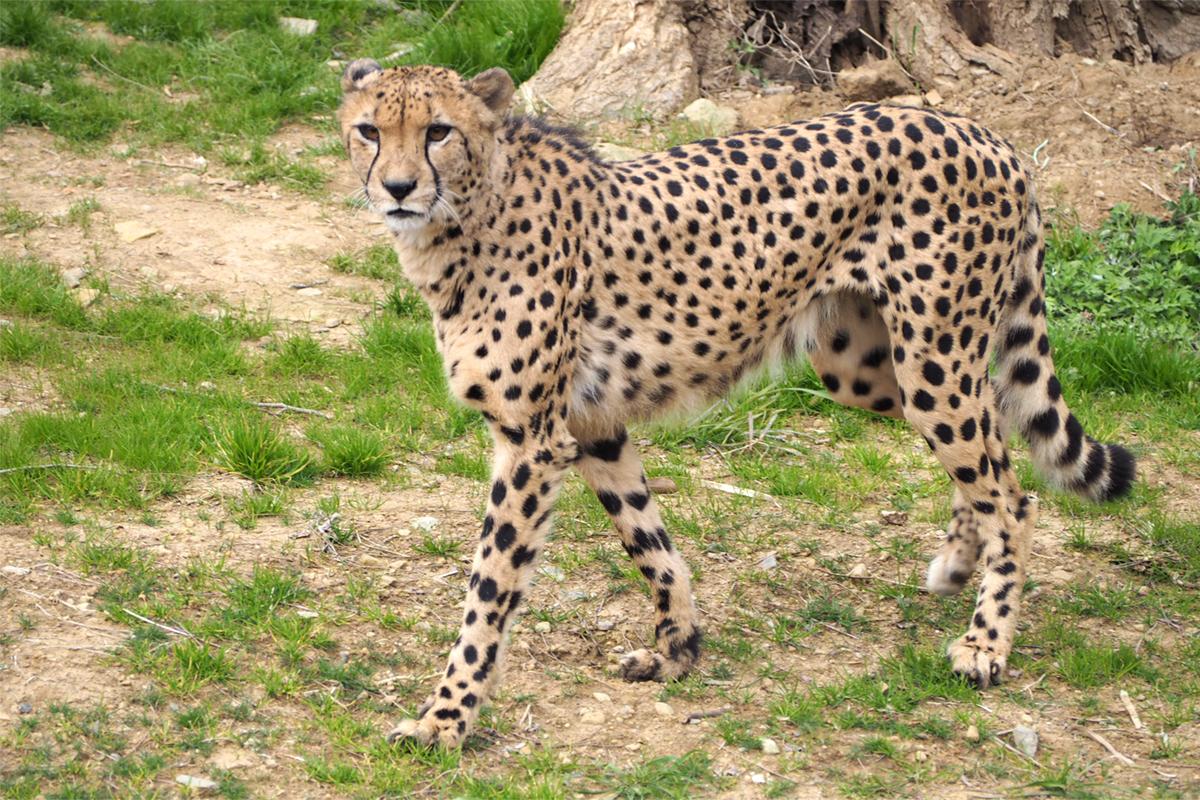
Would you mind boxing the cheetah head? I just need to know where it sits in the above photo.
[338,61,514,235]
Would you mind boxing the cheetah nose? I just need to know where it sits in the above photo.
[383,180,417,203]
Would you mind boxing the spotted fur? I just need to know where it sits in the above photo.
[338,61,1136,748]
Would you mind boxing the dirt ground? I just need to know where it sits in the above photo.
[2,48,1199,799]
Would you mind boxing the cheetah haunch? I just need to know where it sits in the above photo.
[338,61,1136,748]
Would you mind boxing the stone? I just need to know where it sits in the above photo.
[965,724,980,742]
[114,221,158,243]
[653,701,673,717]
[880,510,908,526]
[17,702,32,714]
[538,565,565,583]
[74,287,100,307]
[0,408,11,418]
[297,287,322,297]
[210,746,255,770]
[595,619,616,631]
[2,565,31,576]
[580,710,605,725]
[848,562,868,579]
[534,621,552,634]
[411,516,439,532]
[279,17,317,36]
[887,94,925,107]
[679,98,739,136]
[757,552,778,570]
[62,267,87,288]
[837,59,912,101]
[592,692,611,703]
[646,476,678,494]
[923,89,944,107]
[593,142,646,163]
[1012,725,1038,759]
[760,737,780,755]
[175,172,202,188]
[174,775,218,792]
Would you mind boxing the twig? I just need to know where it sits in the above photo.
[0,464,100,477]
[433,0,462,28]
[135,159,201,171]
[121,608,195,639]
[855,27,917,85]
[1119,689,1143,730]
[1083,729,1135,766]
[253,401,333,419]
[700,479,775,502]
[1074,101,1124,139]
[89,55,157,93]
[1138,181,1173,204]
[683,706,732,724]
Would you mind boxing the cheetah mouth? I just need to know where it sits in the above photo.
[387,208,420,219]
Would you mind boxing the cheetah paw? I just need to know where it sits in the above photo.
[925,554,972,596]
[386,714,465,749]
[947,636,1005,689]
[618,649,692,682]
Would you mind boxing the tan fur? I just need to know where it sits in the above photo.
[339,63,1135,748]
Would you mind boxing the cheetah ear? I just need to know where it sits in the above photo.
[466,67,515,115]
[342,58,383,94]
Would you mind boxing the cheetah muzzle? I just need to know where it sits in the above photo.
[338,60,1137,748]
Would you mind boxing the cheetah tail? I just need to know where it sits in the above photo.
[993,202,1136,503]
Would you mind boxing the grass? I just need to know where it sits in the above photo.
[0,0,562,166]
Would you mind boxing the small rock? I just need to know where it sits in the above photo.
[923,89,944,107]
[17,702,32,714]
[533,621,552,634]
[838,58,912,101]
[914,749,929,761]
[74,287,100,307]
[848,562,868,579]
[114,220,158,243]
[646,476,678,494]
[624,742,641,751]
[279,16,317,36]
[595,619,616,631]
[880,509,908,526]
[965,724,980,742]
[580,710,605,725]
[210,746,255,770]
[0,319,11,328]
[1137,585,1150,596]
[750,773,767,784]
[0,408,12,418]
[886,94,925,107]
[2,565,32,576]
[679,98,739,136]
[411,516,439,532]
[654,701,673,717]
[757,552,778,570]
[325,59,345,71]
[592,692,611,703]
[175,775,218,792]
[1080,57,1098,66]
[198,381,216,391]
[296,609,319,619]
[297,286,323,297]
[538,565,565,583]
[174,172,202,188]
[62,267,87,288]
[593,142,646,163]
[1012,725,1038,759]
[760,737,780,754]
[324,318,342,329]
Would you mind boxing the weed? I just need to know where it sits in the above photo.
[309,424,391,477]
[1,203,43,234]
[210,415,315,485]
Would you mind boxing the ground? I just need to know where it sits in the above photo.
[1,9,1199,800]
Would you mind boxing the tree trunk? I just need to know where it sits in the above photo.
[523,0,1200,121]
[520,0,748,121]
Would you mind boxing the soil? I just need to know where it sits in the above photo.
[2,47,1199,799]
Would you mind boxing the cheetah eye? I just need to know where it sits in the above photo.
[427,124,452,143]
[356,123,380,143]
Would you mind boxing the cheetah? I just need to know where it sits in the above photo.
[338,61,1136,748]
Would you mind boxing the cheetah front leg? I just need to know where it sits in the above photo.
[388,438,572,747]
[925,489,982,596]
[574,427,701,681]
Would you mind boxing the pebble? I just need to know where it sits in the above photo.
[538,565,565,582]
[324,318,342,329]
[279,16,317,36]
[965,724,980,742]
[1012,725,1039,759]
[880,509,908,526]
[760,737,780,755]
[757,552,778,570]
[595,619,616,631]
[62,267,87,288]
[646,476,679,494]
[411,516,439,531]
[580,710,605,725]
[174,172,202,188]
[17,702,32,714]
[750,773,767,784]
[849,562,868,579]
[653,701,673,717]
[113,221,158,243]
[297,287,322,297]
[2,565,31,576]
[533,621,552,634]
[175,775,218,793]
[0,408,12,418]
[592,692,611,703]
[914,749,929,761]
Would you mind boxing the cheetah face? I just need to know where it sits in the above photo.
[338,61,514,235]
